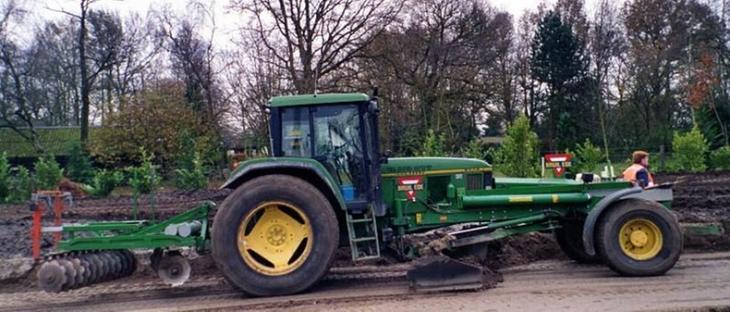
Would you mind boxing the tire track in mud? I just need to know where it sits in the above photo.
[0,266,413,312]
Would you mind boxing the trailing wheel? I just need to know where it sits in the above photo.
[596,199,682,276]
[157,251,191,286]
[555,217,600,264]
[212,175,339,296]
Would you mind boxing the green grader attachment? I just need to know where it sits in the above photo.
[38,93,684,296]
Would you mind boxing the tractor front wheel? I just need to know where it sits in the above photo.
[596,199,682,276]
[211,175,339,296]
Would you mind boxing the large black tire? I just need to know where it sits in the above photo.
[596,199,682,276]
[555,218,600,264]
[212,174,339,296]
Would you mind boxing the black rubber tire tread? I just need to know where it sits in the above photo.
[596,199,682,276]
[555,218,600,264]
[212,174,339,296]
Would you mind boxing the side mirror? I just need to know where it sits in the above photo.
[369,100,380,114]
[379,149,391,164]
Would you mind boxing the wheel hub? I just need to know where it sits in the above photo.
[238,201,313,276]
[266,224,288,246]
[629,230,649,247]
[619,218,663,261]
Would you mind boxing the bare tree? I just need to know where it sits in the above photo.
[514,8,544,127]
[111,13,162,111]
[48,0,119,144]
[0,0,45,152]
[589,0,625,172]
[232,0,402,94]
[157,3,224,128]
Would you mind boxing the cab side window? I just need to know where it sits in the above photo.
[281,108,311,157]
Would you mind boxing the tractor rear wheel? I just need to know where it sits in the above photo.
[596,199,682,276]
[212,175,339,296]
[555,218,600,264]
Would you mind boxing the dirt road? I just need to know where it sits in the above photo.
[2,252,729,312]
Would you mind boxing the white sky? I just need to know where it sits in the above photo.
[17,0,609,49]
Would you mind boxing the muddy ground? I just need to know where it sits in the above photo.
[655,170,730,223]
[1,252,728,312]
[655,170,730,250]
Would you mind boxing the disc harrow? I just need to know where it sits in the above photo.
[37,250,137,293]
[34,202,212,293]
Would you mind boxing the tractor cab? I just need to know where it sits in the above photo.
[269,93,383,212]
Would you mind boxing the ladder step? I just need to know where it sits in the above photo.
[346,207,381,262]
[351,237,377,243]
[348,218,373,223]
[353,255,380,261]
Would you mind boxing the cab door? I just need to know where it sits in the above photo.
[311,104,371,211]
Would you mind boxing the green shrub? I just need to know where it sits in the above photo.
[89,84,218,171]
[126,149,161,194]
[175,152,207,190]
[668,126,708,172]
[66,141,95,184]
[461,138,487,160]
[574,139,603,173]
[418,129,447,157]
[0,152,9,202]
[88,170,124,198]
[710,145,730,170]
[6,167,33,203]
[492,115,540,177]
[35,155,63,190]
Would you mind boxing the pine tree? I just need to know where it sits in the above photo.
[531,10,591,150]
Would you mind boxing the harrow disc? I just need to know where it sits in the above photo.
[58,259,78,289]
[99,252,114,279]
[115,251,130,275]
[37,260,67,293]
[70,258,85,287]
[110,252,124,276]
[106,252,121,277]
[37,250,140,293]
[77,254,94,285]
[86,253,104,283]
[123,250,137,275]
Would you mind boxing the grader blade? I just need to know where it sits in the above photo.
[406,256,484,292]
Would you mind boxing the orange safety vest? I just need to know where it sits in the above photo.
[622,164,654,186]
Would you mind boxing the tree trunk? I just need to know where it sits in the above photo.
[79,0,90,144]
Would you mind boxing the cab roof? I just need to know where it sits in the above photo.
[269,93,370,108]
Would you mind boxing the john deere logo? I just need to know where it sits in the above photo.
[266,225,288,246]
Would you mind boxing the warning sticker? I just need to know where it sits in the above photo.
[397,176,423,202]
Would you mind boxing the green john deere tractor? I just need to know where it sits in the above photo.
[35,92,682,296]
[211,92,681,296]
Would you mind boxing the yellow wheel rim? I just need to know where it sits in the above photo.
[618,218,663,261]
[237,201,313,276]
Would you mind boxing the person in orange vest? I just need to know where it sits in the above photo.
[623,151,655,188]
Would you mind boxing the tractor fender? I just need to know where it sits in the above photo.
[220,158,347,211]
[581,187,643,256]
